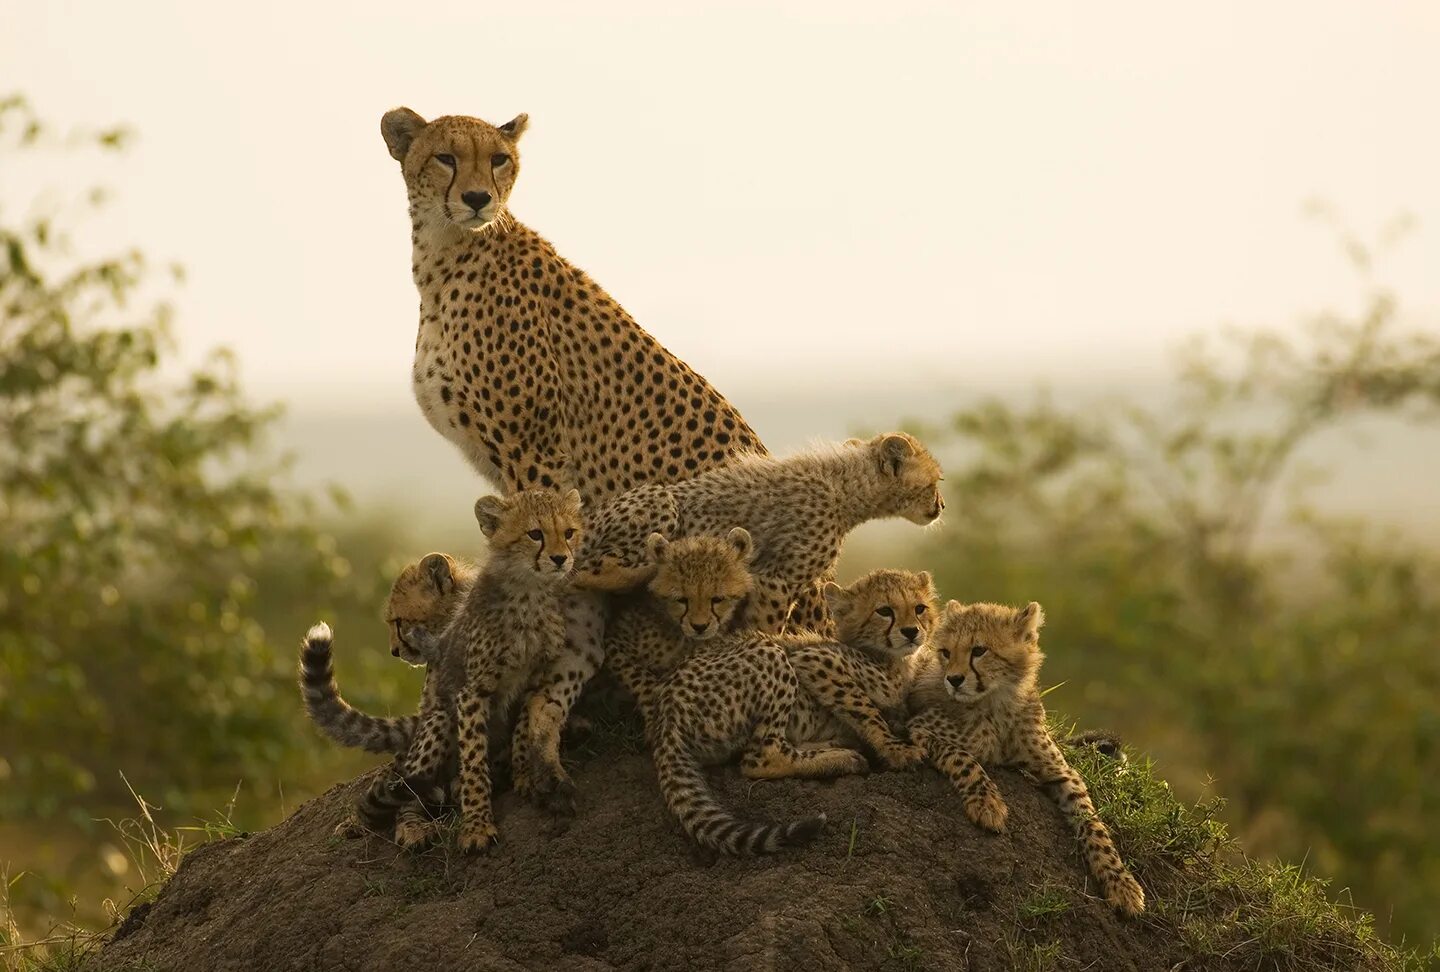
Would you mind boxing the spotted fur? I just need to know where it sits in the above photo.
[575,433,945,635]
[357,486,582,853]
[603,531,867,855]
[906,601,1146,917]
[299,553,476,755]
[783,569,938,769]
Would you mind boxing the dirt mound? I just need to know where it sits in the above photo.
[87,720,1198,972]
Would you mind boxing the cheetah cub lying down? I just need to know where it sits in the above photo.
[606,530,868,855]
[907,601,1147,917]
[783,569,938,770]
[359,485,583,853]
[575,432,944,634]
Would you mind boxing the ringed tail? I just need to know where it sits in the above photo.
[299,623,416,754]
[651,727,825,855]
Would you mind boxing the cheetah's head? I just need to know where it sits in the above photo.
[645,529,755,641]
[824,569,937,659]
[928,600,1044,702]
[384,552,477,664]
[847,432,945,525]
[381,107,528,232]
[474,485,584,580]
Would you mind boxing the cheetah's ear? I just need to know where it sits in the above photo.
[645,532,671,563]
[1015,601,1045,638]
[474,495,509,537]
[944,598,966,618]
[419,553,455,595]
[843,437,866,448]
[821,581,849,613]
[917,570,937,598]
[878,433,916,475]
[725,527,754,564]
[381,107,428,163]
[561,489,583,516]
[498,113,530,140]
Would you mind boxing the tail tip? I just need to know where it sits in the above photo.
[305,622,333,646]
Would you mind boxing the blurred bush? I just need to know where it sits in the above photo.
[914,241,1440,945]
[0,96,423,830]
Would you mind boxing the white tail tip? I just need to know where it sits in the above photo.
[306,622,332,643]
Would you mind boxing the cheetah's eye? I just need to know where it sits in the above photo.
[915,604,927,616]
[972,645,988,657]
[677,597,689,607]
[711,596,724,606]
[564,529,575,540]
[527,529,543,541]
[491,153,511,167]
[435,154,456,167]
[938,647,951,662]
[876,606,894,619]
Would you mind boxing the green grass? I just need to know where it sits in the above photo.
[885,939,924,971]
[1016,885,1072,922]
[1060,723,1432,971]
[1001,934,1064,972]
[0,783,251,972]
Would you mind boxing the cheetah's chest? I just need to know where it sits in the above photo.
[413,323,504,488]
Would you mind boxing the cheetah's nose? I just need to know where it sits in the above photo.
[900,627,919,642]
[946,674,966,689]
[461,190,492,212]
[691,621,710,634]
[551,555,568,568]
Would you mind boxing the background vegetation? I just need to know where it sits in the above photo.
[2,98,1437,961]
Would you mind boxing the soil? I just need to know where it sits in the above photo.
[89,724,1195,972]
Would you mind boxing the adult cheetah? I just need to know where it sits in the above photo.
[380,106,813,806]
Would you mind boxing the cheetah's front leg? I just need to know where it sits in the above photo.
[907,708,1008,832]
[790,645,922,770]
[517,592,606,814]
[1015,731,1144,917]
[455,682,498,853]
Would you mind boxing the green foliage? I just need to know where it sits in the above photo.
[919,243,1440,947]
[0,95,410,826]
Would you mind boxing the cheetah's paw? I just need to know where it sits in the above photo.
[1105,872,1146,918]
[456,819,499,854]
[877,739,925,771]
[964,789,1009,833]
[394,818,440,851]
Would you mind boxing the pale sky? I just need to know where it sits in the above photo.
[4,0,1439,416]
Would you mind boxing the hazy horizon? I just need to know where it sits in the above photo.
[4,1,1440,412]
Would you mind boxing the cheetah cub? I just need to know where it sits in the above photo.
[299,553,475,755]
[907,601,1146,917]
[603,529,758,711]
[606,530,868,855]
[359,485,583,853]
[577,432,944,634]
[299,553,475,842]
[784,569,938,770]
